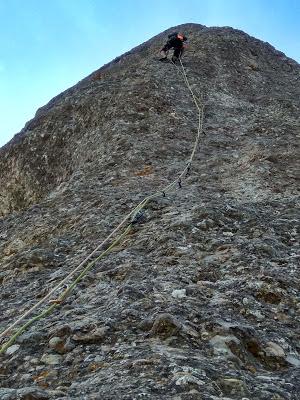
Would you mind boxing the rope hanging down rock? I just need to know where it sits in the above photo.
[0,58,205,354]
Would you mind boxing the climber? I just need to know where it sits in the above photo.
[160,32,188,62]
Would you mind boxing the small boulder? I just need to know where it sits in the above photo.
[17,386,50,400]
[150,313,181,339]
[41,353,63,365]
[48,336,73,354]
[72,326,109,344]
[218,377,248,397]
[5,344,20,355]
[264,341,285,358]
[171,289,187,299]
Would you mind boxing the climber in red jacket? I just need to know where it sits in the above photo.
[160,32,188,62]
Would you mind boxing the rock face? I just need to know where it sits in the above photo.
[0,23,299,400]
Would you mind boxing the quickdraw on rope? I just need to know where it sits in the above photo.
[131,209,145,225]
[0,56,205,354]
[186,162,191,176]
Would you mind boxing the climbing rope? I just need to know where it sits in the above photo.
[0,57,204,354]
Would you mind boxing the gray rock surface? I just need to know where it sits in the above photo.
[0,23,299,399]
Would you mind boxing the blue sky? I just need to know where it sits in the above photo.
[0,0,299,147]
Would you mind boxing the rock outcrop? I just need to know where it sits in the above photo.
[0,23,299,399]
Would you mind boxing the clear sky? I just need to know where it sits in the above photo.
[0,0,299,147]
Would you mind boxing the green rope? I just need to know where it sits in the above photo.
[0,59,204,354]
[0,223,132,354]
[0,304,57,354]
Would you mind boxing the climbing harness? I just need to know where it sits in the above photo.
[0,58,204,354]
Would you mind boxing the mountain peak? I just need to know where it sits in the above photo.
[0,25,299,399]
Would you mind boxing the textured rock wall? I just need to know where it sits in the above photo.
[0,23,299,399]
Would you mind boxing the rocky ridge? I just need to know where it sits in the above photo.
[0,23,299,399]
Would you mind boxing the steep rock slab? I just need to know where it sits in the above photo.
[0,23,299,399]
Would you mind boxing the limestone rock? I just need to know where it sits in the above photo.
[264,341,285,358]
[150,313,182,338]
[218,377,248,397]
[171,288,187,299]
[48,336,74,354]
[72,326,109,344]
[40,353,63,365]
[5,344,20,355]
